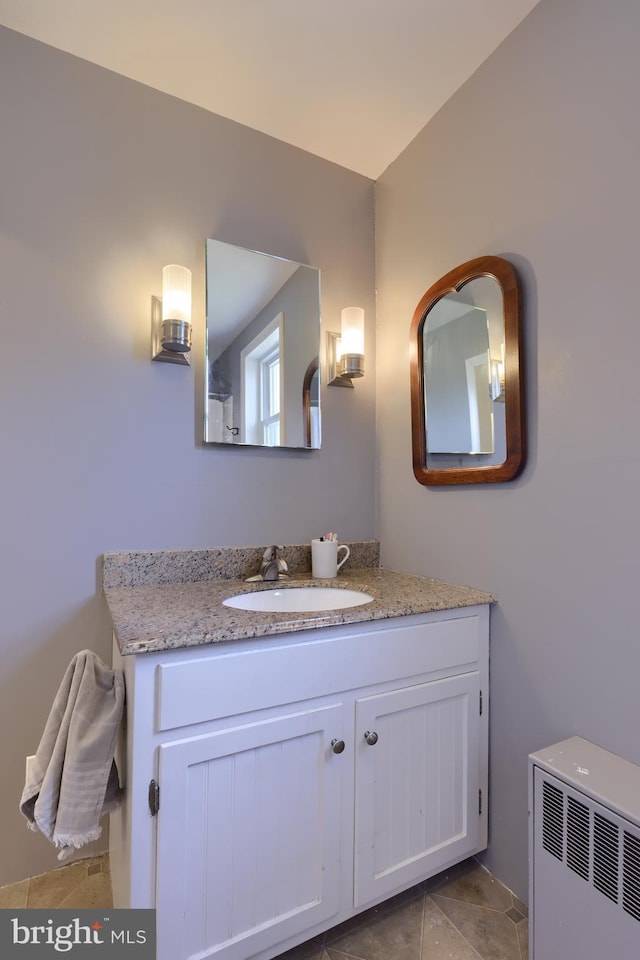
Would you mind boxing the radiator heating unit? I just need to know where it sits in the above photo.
[529,736,640,959]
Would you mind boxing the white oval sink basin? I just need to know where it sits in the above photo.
[223,587,374,613]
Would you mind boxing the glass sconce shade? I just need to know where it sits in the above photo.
[341,307,365,355]
[340,306,364,378]
[162,264,192,352]
[151,263,192,364]
[327,306,366,386]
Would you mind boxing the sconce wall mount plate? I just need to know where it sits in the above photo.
[326,330,353,387]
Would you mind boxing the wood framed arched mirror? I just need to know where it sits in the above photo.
[410,255,525,485]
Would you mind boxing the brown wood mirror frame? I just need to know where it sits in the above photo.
[410,255,525,486]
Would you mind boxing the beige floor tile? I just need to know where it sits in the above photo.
[325,895,425,960]
[517,919,529,960]
[421,896,483,959]
[432,896,521,960]
[26,863,88,908]
[425,858,478,890]
[13,851,522,960]
[57,872,113,909]
[0,879,29,908]
[319,883,426,948]
[430,862,513,913]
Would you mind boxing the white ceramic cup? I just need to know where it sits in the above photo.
[311,539,350,579]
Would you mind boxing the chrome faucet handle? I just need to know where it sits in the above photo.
[259,546,286,581]
[273,547,288,576]
[245,546,288,582]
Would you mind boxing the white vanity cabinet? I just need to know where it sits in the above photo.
[110,605,489,960]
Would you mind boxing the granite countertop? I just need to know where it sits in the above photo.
[103,546,494,656]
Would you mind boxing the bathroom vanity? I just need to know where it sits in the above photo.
[104,546,491,960]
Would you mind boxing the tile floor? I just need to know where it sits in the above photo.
[0,854,528,960]
[0,854,112,910]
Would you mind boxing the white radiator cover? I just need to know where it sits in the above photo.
[529,737,640,959]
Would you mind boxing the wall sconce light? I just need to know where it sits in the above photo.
[327,307,365,387]
[151,264,192,365]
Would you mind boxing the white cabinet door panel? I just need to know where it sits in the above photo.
[354,672,480,907]
[156,703,346,960]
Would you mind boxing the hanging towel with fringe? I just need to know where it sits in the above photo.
[20,649,124,860]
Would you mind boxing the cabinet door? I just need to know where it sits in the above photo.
[156,702,347,960]
[354,672,481,907]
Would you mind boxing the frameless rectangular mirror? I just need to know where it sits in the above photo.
[204,238,321,449]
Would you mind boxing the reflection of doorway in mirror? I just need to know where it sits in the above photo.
[207,397,235,443]
[425,305,493,454]
[465,354,494,454]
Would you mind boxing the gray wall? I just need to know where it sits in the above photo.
[0,26,376,885]
[376,0,640,900]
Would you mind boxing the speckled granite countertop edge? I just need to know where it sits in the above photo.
[104,565,495,657]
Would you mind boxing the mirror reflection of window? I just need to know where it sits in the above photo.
[204,238,321,449]
[261,347,281,445]
[241,313,284,445]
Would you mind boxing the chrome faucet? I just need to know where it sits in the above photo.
[245,545,289,582]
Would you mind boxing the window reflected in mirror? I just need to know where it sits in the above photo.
[205,239,321,449]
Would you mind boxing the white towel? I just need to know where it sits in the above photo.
[20,649,124,860]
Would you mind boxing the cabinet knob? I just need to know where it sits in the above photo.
[364,730,379,746]
[331,738,346,754]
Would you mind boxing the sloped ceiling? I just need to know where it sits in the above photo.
[0,0,541,178]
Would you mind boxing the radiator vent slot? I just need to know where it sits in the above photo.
[542,780,564,860]
[539,775,640,922]
[593,814,619,903]
[567,797,590,880]
[623,832,640,922]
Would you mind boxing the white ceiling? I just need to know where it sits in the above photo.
[0,0,540,179]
